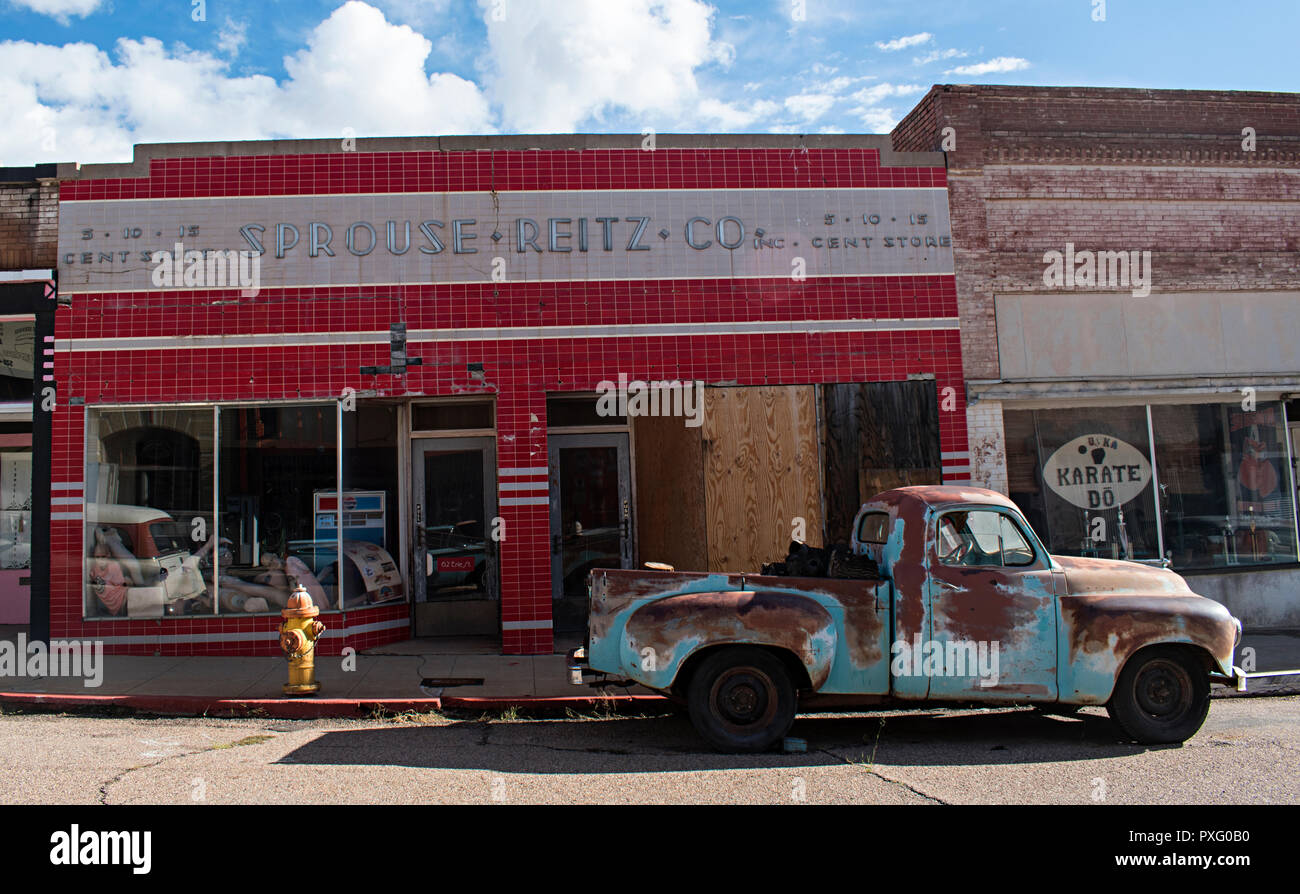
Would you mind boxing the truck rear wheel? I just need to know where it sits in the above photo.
[1106,646,1210,744]
[687,647,796,753]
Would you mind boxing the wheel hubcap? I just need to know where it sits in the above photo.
[1135,659,1192,722]
[712,668,774,728]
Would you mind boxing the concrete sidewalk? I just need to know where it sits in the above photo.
[0,630,1297,719]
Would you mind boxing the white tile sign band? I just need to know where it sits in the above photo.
[57,188,954,293]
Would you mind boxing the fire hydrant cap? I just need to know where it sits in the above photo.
[281,584,321,619]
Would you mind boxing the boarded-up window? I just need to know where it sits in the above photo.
[821,381,941,544]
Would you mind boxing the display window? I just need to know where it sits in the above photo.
[1005,401,1298,570]
[83,403,406,619]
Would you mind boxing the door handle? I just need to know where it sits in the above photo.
[426,552,433,576]
[934,578,966,593]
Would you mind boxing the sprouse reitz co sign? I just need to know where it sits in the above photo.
[57,188,954,292]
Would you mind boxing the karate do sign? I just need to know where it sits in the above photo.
[1043,434,1152,510]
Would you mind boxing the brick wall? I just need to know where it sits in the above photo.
[893,85,1300,382]
[0,182,58,270]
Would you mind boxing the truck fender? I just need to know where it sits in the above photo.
[1058,594,1237,703]
[621,590,836,692]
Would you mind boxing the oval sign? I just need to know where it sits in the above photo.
[1043,434,1151,510]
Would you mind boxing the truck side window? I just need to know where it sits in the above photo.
[937,510,1035,567]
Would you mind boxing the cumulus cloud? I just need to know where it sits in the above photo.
[946,56,1031,76]
[697,97,779,129]
[11,0,102,21]
[848,82,925,133]
[0,1,495,165]
[913,47,966,65]
[875,32,931,52]
[478,0,732,132]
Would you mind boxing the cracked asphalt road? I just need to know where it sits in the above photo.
[2,695,1296,805]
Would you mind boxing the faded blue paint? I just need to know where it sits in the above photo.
[584,486,1242,709]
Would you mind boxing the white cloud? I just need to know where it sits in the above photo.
[697,97,778,129]
[848,82,925,133]
[11,0,102,21]
[0,1,495,165]
[478,0,728,132]
[875,32,931,52]
[851,82,924,105]
[946,56,1030,76]
[913,47,966,65]
[216,18,247,57]
[784,92,836,122]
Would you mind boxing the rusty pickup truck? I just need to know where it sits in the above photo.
[568,485,1244,752]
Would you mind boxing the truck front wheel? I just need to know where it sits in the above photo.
[1106,646,1210,744]
[687,647,796,753]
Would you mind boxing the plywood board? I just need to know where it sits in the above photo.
[703,386,823,572]
[632,413,707,572]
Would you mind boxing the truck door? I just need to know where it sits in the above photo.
[923,508,1058,701]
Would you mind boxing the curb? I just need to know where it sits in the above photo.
[0,691,669,719]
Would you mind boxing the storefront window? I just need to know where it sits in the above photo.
[84,409,215,618]
[1007,401,1299,571]
[217,404,338,613]
[1153,402,1297,569]
[0,320,34,401]
[339,404,405,607]
[84,402,411,619]
[0,441,32,572]
[1007,406,1159,562]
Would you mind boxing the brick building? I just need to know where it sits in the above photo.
[893,85,1300,626]
[50,136,963,656]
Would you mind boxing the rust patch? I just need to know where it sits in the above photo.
[931,568,1044,646]
[1061,593,1236,670]
[743,575,884,667]
[626,590,835,688]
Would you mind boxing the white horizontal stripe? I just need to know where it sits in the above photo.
[499,496,549,507]
[942,464,971,476]
[941,451,969,460]
[51,497,83,505]
[0,270,53,282]
[52,482,84,490]
[499,481,549,492]
[57,317,959,352]
[502,619,553,631]
[62,271,955,295]
[51,512,83,520]
[87,614,408,644]
[499,467,549,477]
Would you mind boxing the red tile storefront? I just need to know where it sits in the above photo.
[51,138,967,656]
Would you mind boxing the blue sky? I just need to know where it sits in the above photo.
[1,0,1295,165]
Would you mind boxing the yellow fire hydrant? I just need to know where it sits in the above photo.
[278,584,326,696]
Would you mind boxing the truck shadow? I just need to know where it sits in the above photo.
[276,706,1181,773]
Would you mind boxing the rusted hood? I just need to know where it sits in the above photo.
[1053,555,1194,598]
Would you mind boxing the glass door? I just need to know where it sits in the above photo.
[548,432,632,633]
[411,438,497,627]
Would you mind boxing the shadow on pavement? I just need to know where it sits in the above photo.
[277,705,1174,773]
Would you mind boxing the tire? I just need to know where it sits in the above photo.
[1106,647,1210,744]
[686,647,797,753]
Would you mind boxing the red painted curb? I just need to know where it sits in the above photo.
[0,691,445,719]
[0,691,669,719]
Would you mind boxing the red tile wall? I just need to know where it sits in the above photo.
[54,147,963,656]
